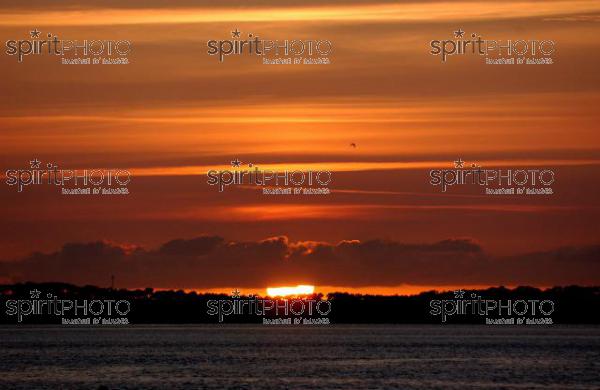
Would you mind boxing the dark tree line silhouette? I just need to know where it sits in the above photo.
[1,283,598,324]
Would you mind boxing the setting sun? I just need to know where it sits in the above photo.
[266,285,315,297]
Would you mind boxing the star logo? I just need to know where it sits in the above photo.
[231,158,242,168]
[454,29,465,38]
[30,289,41,299]
[453,289,465,299]
[30,29,41,38]
[232,29,241,38]
[30,158,41,168]
[231,289,241,298]
[454,158,464,168]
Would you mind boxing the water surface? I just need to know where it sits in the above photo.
[1,325,598,389]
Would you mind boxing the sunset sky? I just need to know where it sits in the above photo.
[0,0,599,293]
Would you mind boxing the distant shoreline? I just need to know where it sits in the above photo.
[2,282,599,325]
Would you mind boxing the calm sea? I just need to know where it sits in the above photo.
[0,325,598,389]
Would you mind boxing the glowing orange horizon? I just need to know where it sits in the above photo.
[266,285,315,297]
[177,284,517,297]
